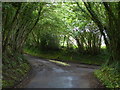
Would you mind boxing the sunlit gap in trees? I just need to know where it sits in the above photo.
[61,27,106,48]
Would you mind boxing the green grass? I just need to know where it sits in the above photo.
[94,66,120,88]
[24,47,108,65]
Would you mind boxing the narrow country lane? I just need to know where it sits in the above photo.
[24,54,101,88]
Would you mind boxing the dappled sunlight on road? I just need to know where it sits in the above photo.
[49,60,70,66]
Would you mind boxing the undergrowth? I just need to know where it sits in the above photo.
[2,53,31,88]
[94,66,120,88]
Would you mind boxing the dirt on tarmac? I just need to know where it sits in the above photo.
[23,54,104,88]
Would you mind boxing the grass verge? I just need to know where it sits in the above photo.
[24,47,108,65]
[94,66,120,88]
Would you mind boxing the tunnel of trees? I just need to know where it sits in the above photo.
[2,2,120,88]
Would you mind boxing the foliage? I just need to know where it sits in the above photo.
[25,2,102,54]
[2,2,120,88]
[82,2,120,67]
[2,2,45,88]
[94,66,120,88]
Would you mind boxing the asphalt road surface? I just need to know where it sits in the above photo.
[24,54,101,88]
